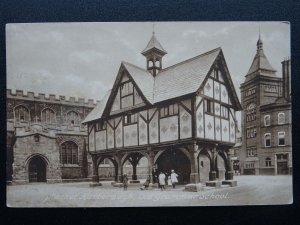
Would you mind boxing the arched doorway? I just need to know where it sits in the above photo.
[155,149,191,184]
[28,156,47,182]
[98,157,117,181]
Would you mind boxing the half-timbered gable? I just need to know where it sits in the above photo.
[195,54,240,144]
[83,33,242,188]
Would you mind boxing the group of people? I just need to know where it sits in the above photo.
[158,170,178,191]
[121,169,179,191]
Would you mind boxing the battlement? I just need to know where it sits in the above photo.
[7,89,98,107]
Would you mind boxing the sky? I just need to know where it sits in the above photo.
[6,22,290,126]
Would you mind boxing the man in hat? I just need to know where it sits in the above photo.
[170,169,179,188]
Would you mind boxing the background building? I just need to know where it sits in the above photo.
[239,35,292,175]
[6,89,96,184]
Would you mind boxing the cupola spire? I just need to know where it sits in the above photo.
[141,32,167,77]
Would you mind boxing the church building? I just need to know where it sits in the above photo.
[239,35,292,175]
[7,90,96,184]
[83,33,242,188]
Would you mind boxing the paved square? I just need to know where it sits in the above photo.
[6,175,293,207]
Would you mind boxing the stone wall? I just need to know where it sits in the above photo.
[13,134,62,184]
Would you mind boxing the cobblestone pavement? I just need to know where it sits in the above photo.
[6,175,293,207]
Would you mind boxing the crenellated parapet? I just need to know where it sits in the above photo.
[7,89,97,108]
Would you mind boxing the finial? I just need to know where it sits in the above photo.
[259,25,261,40]
[152,23,155,35]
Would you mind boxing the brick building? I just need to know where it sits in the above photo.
[239,35,292,175]
[6,89,96,184]
[83,33,242,189]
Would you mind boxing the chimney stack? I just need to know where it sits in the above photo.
[281,59,291,101]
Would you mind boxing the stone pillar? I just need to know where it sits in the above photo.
[225,151,234,180]
[132,163,137,180]
[114,154,123,182]
[209,146,217,181]
[189,144,200,184]
[91,155,99,183]
[89,155,102,187]
[148,151,155,184]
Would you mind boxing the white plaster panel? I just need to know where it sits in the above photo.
[134,89,144,105]
[214,81,221,101]
[180,106,192,139]
[160,116,178,142]
[215,117,221,141]
[203,78,214,98]
[229,112,236,143]
[148,108,157,119]
[149,111,159,144]
[111,89,120,112]
[115,120,123,148]
[88,127,95,152]
[221,119,229,142]
[220,83,228,104]
[121,74,129,82]
[196,102,204,138]
[139,110,148,120]
[196,95,202,107]
[139,119,148,145]
[214,102,221,116]
[124,124,138,146]
[181,99,191,111]
[204,114,215,140]
[107,124,115,149]
[95,130,106,150]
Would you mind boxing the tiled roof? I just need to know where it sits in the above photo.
[81,90,111,123]
[154,48,221,103]
[247,52,276,75]
[246,37,276,79]
[141,33,167,55]
[122,61,154,103]
[83,47,234,123]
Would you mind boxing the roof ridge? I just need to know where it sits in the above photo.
[122,61,151,73]
[159,47,221,73]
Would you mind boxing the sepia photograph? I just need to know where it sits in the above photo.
[6,21,292,207]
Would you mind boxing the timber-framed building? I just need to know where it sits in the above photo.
[83,33,242,187]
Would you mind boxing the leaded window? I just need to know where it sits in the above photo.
[14,105,30,122]
[61,141,78,164]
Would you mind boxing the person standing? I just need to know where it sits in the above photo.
[170,169,178,188]
[158,172,166,191]
[123,173,128,191]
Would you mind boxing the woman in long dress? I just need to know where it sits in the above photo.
[158,172,166,191]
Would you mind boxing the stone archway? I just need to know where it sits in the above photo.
[121,152,147,181]
[28,155,47,182]
[97,156,118,181]
[155,148,191,184]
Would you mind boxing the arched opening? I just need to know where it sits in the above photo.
[155,149,191,184]
[28,155,47,182]
[122,152,148,180]
[98,157,117,181]
[215,153,226,180]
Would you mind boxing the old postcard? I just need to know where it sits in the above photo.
[6,22,292,207]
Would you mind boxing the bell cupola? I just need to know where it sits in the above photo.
[141,32,167,77]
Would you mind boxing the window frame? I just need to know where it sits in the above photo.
[160,103,179,118]
[60,141,79,165]
[265,133,271,147]
[278,131,286,146]
[265,157,272,167]
[278,112,285,125]
[123,113,138,126]
[264,115,271,126]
